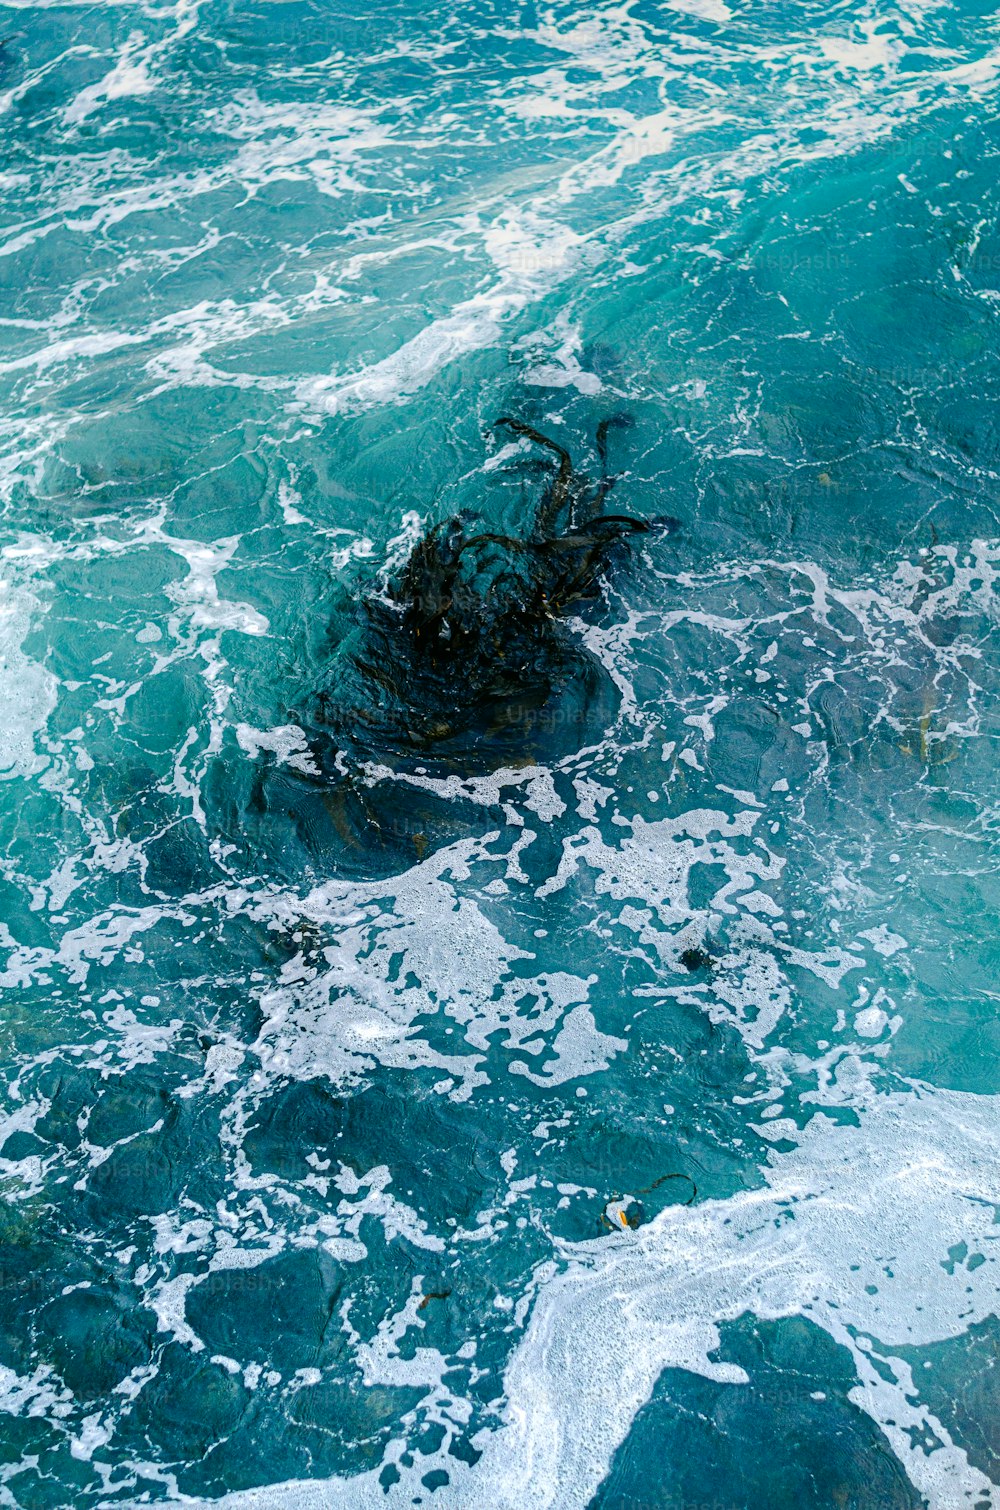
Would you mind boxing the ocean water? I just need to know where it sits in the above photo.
[1,0,1000,1505]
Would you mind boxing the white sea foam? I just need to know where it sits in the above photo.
[239,842,623,1102]
[62,0,203,126]
[0,580,57,781]
[208,93,397,197]
[161,534,269,639]
[666,0,732,20]
[294,207,588,416]
[235,723,319,776]
[62,33,157,126]
[0,1362,74,1420]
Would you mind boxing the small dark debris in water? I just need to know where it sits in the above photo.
[601,1198,643,1232]
[418,1290,451,1309]
[649,1171,697,1205]
[599,1171,697,1231]
[680,946,713,973]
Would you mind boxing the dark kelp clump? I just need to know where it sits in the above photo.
[307,416,673,771]
[214,417,677,877]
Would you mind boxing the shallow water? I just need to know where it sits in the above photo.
[1,0,999,1505]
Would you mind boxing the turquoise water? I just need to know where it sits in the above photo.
[1,0,1000,1505]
